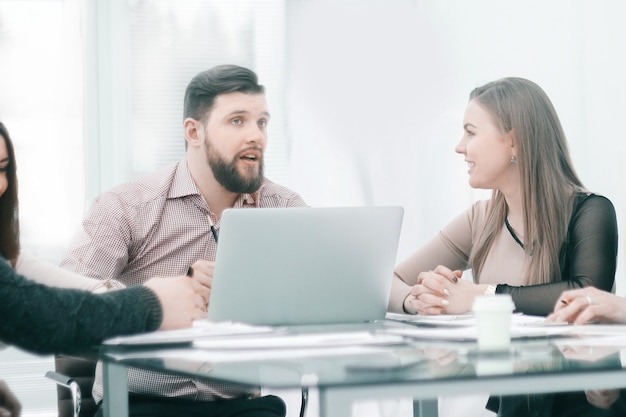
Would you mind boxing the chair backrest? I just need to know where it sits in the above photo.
[53,355,98,417]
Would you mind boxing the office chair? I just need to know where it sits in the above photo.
[45,354,98,417]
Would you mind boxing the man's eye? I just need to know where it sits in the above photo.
[258,119,267,128]
[232,118,242,125]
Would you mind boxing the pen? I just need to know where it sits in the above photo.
[207,214,219,243]
[187,214,219,278]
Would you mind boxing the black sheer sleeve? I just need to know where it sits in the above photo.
[496,194,618,316]
[0,261,162,354]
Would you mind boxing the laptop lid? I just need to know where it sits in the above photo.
[207,206,404,326]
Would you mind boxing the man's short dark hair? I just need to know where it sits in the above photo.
[183,65,265,122]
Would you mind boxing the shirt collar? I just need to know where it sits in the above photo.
[168,158,202,199]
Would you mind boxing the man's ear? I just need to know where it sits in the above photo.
[184,118,202,147]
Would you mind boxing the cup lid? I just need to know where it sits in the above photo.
[472,294,516,311]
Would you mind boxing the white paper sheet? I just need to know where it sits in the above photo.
[385,312,477,326]
[103,320,278,346]
[384,314,575,341]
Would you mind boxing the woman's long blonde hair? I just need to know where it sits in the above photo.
[468,78,585,285]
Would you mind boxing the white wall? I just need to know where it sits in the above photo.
[283,0,626,293]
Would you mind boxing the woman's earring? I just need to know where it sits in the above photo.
[511,156,517,165]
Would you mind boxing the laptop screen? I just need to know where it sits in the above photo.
[207,206,404,326]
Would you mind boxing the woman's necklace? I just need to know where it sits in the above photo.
[504,217,525,249]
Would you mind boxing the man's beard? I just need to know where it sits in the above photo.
[205,142,264,194]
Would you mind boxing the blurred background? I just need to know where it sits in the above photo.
[1,0,625,416]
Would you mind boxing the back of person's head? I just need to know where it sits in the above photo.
[183,65,265,123]
[0,122,20,265]
[468,78,584,285]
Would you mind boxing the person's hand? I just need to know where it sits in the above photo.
[404,266,462,314]
[404,266,474,315]
[144,275,208,330]
[547,287,626,325]
[585,389,620,410]
[402,266,453,314]
[186,260,213,308]
[0,379,21,417]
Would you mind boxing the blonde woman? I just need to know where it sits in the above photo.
[388,78,618,417]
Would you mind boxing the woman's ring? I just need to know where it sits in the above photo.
[586,296,592,306]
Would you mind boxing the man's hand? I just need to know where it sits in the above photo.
[186,260,214,309]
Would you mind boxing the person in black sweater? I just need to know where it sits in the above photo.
[0,261,207,417]
[0,260,205,354]
[0,122,209,416]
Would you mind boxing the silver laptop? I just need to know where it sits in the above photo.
[207,206,404,326]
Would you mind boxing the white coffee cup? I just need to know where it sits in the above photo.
[472,294,516,351]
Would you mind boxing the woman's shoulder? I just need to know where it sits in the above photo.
[573,191,615,210]
[467,199,492,221]
[571,191,616,222]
